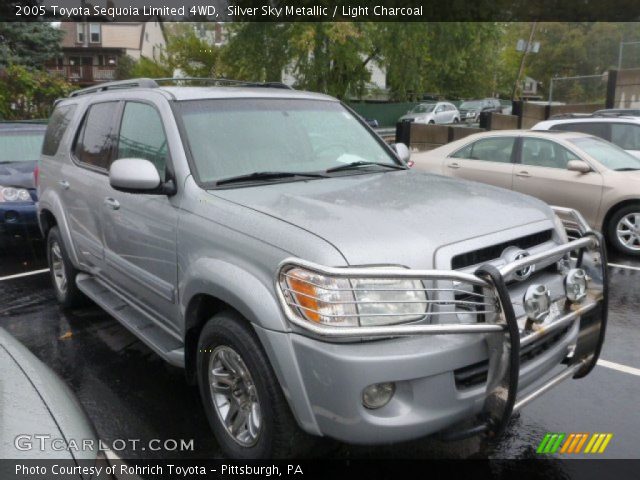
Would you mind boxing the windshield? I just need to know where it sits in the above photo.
[409,104,435,114]
[0,131,45,163]
[460,101,482,109]
[176,99,399,185]
[569,136,640,171]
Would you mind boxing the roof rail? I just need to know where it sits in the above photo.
[153,77,294,89]
[548,113,594,119]
[68,77,294,98]
[592,111,638,118]
[69,78,159,97]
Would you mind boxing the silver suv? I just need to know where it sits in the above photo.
[38,78,608,459]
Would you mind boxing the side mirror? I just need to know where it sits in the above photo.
[391,143,411,163]
[567,159,591,174]
[109,158,161,193]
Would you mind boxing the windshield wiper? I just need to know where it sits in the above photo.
[215,171,327,186]
[326,161,407,173]
[614,167,640,171]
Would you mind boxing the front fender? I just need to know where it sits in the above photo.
[180,258,286,333]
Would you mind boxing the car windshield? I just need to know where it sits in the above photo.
[569,136,640,170]
[0,131,45,163]
[409,104,436,114]
[176,99,399,185]
[460,101,482,109]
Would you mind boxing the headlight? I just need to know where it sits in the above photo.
[279,267,428,327]
[0,186,31,203]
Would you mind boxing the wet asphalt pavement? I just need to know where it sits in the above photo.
[0,232,639,467]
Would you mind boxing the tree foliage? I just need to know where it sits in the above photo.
[0,22,63,68]
[0,64,73,119]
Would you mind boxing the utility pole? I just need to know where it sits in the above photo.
[511,22,538,101]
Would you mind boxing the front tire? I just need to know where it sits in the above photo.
[47,226,85,308]
[453,117,460,124]
[197,311,311,458]
[607,204,640,256]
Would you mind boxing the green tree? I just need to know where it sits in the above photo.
[0,22,63,68]
[0,64,72,119]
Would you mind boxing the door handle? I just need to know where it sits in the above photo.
[448,162,461,169]
[516,171,531,177]
[104,198,120,210]
[59,180,70,190]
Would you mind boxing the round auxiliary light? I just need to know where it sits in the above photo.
[523,284,551,323]
[565,268,588,303]
[362,382,396,410]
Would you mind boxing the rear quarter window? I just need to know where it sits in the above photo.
[42,104,77,156]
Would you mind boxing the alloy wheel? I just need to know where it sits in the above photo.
[616,212,640,252]
[208,345,262,447]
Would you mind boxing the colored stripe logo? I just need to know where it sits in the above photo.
[537,433,613,454]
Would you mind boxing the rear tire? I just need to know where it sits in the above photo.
[47,226,85,308]
[607,204,640,256]
[453,117,460,124]
[197,311,312,458]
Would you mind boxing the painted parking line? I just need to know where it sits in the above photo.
[597,359,640,377]
[608,262,640,272]
[0,268,49,282]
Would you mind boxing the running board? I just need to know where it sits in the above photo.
[75,273,185,368]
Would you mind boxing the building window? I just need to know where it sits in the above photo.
[76,23,84,43]
[89,23,101,43]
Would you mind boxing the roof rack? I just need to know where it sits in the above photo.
[548,113,595,119]
[68,77,293,98]
[592,111,638,118]
[69,78,159,97]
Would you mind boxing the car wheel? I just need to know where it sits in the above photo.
[453,117,460,124]
[428,120,435,124]
[197,311,312,458]
[47,226,85,308]
[607,204,640,256]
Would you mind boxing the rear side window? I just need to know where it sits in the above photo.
[42,104,77,156]
[74,102,119,169]
[610,123,640,150]
[116,102,168,181]
[452,137,515,163]
[550,122,609,140]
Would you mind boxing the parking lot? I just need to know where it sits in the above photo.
[0,236,639,464]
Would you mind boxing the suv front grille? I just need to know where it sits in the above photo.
[451,230,553,270]
[453,324,572,390]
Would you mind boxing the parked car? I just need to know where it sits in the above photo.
[0,327,103,466]
[39,79,607,458]
[0,122,46,238]
[593,108,640,117]
[533,115,640,158]
[413,129,640,255]
[458,98,503,123]
[399,102,460,124]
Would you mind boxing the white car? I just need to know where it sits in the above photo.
[399,102,460,124]
[533,115,640,158]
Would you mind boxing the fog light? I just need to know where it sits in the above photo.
[565,268,588,303]
[523,284,551,323]
[362,382,395,409]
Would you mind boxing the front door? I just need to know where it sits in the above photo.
[101,101,180,333]
[513,137,604,226]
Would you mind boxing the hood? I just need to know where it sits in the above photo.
[212,170,552,267]
[0,161,36,189]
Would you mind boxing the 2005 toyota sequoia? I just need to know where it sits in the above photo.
[38,78,608,458]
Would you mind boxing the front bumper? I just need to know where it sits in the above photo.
[0,203,39,236]
[274,207,607,442]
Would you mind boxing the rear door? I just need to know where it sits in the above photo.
[65,101,121,272]
[444,136,517,190]
[512,137,603,226]
[101,100,180,332]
